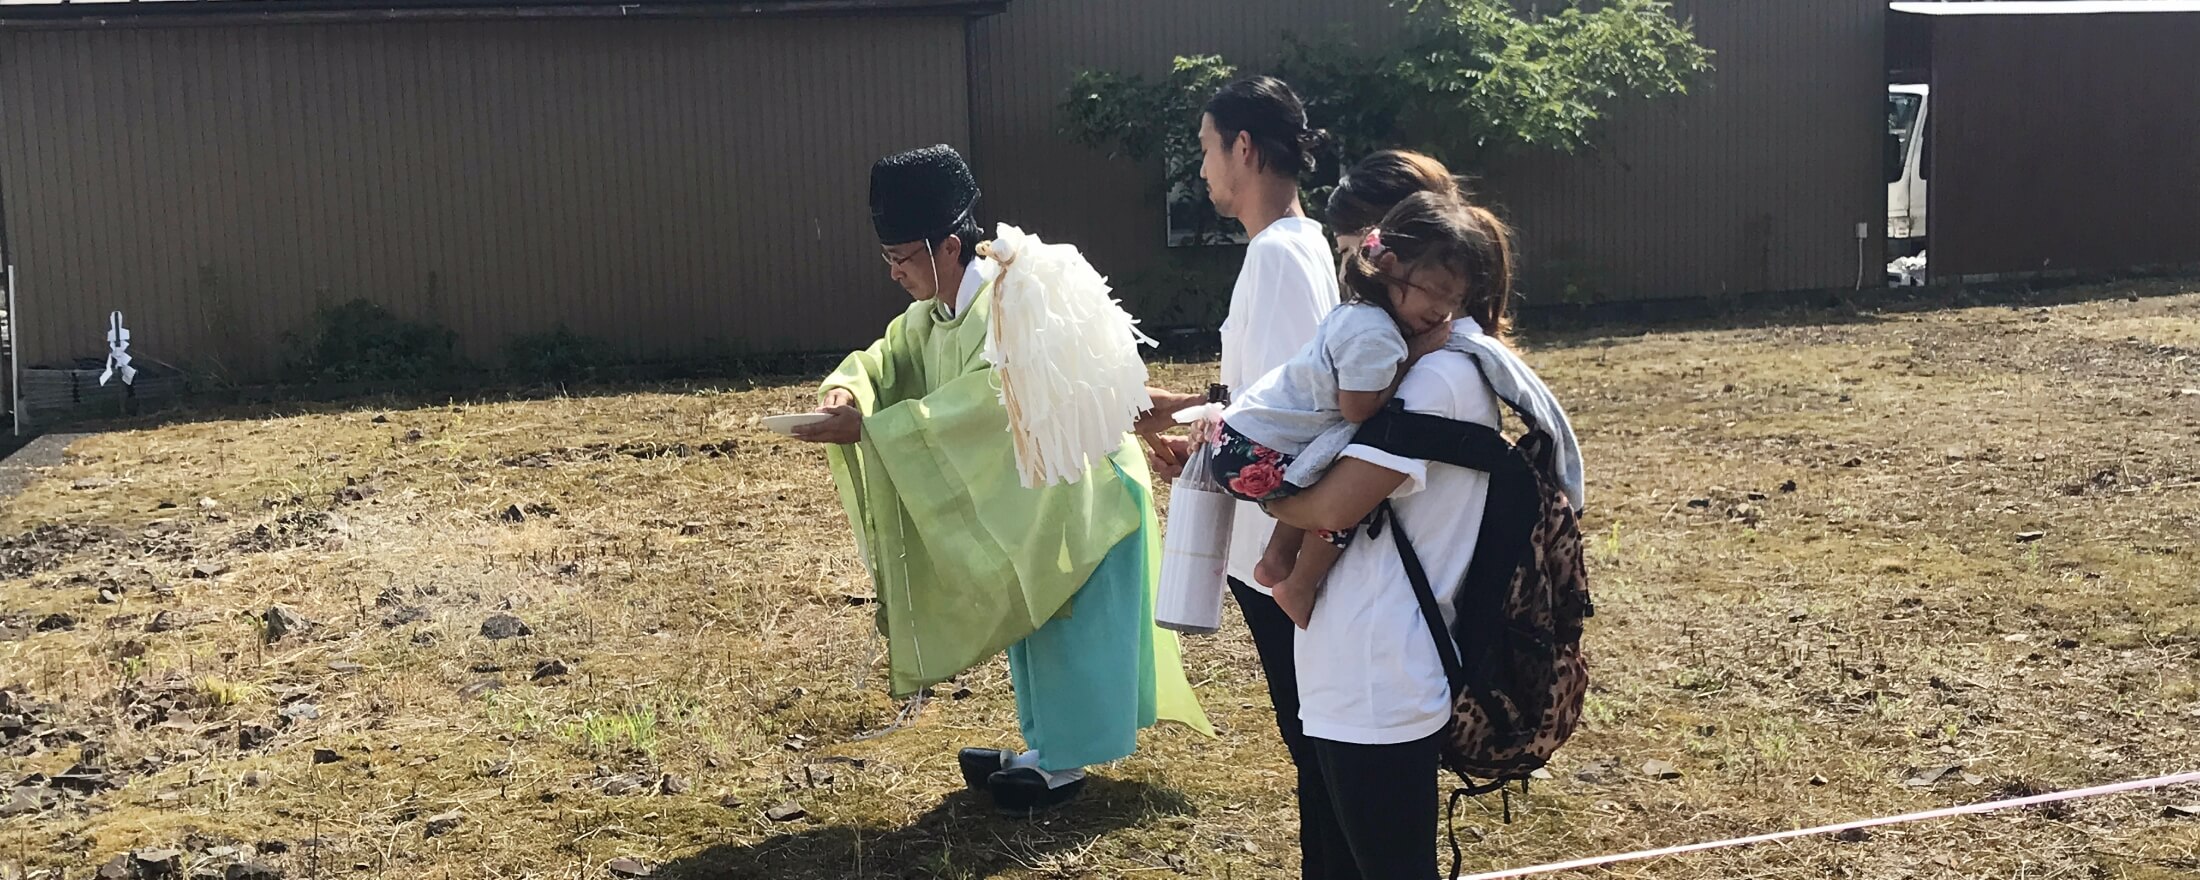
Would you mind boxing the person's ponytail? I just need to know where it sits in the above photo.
[1461,203,1516,341]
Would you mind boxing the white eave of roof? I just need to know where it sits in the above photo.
[1893,1,2200,16]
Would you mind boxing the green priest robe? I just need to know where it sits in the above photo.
[822,276,1211,768]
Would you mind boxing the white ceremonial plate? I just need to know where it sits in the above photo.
[758,412,831,436]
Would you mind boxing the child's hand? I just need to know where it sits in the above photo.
[1405,322,1451,363]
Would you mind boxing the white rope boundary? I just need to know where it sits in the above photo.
[1461,771,2200,880]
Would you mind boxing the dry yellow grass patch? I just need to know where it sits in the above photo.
[1,284,2197,879]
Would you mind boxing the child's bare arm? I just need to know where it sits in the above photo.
[1339,324,1451,422]
[1338,387,1394,423]
[1338,356,1413,422]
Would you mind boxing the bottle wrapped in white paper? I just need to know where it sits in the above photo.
[977,224,1155,489]
[1155,402,1232,635]
[1156,481,1233,635]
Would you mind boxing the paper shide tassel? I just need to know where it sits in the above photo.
[976,224,1155,489]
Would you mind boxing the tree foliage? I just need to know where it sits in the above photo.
[1062,0,1713,232]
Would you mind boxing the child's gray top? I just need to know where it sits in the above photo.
[1223,302,1408,486]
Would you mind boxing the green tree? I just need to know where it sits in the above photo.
[1062,54,1242,245]
[1062,0,1713,236]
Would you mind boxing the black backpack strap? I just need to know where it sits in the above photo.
[1351,404,1515,475]
[1383,496,1528,880]
[1450,346,1543,433]
[1379,501,1464,690]
[1385,498,1519,736]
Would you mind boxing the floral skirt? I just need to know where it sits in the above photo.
[1211,423,1353,548]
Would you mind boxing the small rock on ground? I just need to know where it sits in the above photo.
[765,800,806,822]
[480,614,532,640]
[238,724,277,750]
[424,810,464,838]
[226,863,283,880]
[262,605,315,643]
[1,787,42,816]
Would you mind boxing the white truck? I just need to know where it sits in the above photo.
[1887,83,1929,257]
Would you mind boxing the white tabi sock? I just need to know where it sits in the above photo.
[1008,750,1086,789]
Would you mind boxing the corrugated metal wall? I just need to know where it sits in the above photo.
[1926,12,2200,279]
[970,0,1885,310]
[0,17,970,378]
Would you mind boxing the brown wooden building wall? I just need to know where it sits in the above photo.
[0,16,971,378]
[971,0,1886,315]
[1924,11,2200,280]
[0,1,1888,380]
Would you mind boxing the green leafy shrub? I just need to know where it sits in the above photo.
[289,299,463,384]
[507,325,618,384]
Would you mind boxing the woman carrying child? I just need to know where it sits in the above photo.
[1259,187,1577,878]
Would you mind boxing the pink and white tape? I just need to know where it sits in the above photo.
[1460,770,2200,880]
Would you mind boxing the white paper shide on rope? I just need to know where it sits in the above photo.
[976,223,1155,488]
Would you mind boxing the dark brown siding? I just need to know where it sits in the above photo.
[1484,0,1885,303]
[970,0,1886,314]
[0,1,1893,378]
[1926,12,2200,280]
[0,17,970,378]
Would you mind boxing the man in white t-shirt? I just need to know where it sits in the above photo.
[1137,76,1342,880]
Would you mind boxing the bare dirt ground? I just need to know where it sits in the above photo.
[2,282,2197,880]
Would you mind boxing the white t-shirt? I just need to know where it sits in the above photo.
[1219,217,1339,589]
[1296,342,1500,745]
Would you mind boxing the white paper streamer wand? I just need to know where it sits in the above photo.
[978,225,1154,488]
[101,311,136,387]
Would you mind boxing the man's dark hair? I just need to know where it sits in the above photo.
[929,215,982,268]
[1204,76,1332,178]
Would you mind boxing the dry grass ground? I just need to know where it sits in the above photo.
[2,283,2198,880]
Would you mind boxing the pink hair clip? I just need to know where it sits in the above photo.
[1362,228,1386,258]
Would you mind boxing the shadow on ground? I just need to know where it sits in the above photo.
[656,779,1195,880]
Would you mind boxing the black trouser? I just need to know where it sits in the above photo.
[1233,578,1440,880]
[1307,732,1441,880]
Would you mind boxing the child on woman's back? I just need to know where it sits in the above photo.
[1213,190,1516,626]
